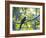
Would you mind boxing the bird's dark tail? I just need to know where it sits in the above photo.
[19,24,22,30]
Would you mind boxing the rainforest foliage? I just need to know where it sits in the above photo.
[12,7,40,31]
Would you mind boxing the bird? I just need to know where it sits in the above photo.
[19,17,26,30]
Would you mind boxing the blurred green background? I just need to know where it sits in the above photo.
[12,7,40,31]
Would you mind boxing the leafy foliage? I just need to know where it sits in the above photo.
[12,7,40,31]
